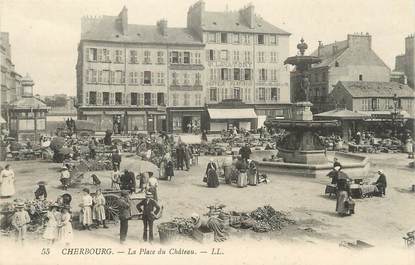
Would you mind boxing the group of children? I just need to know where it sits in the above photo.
[79,188,108,230]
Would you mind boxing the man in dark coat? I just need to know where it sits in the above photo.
[120,170,136,193]
[136,192,161,242]
[118,191,131,244]
[239,143,251,162]
[176,144,185,170]
[375,169,387,196]
[112,150,122,170]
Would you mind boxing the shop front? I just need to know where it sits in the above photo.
[167,108,204,133]
[207,108,257,132]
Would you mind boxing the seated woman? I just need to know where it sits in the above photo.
[190,213,228,242]
[205,159,219,188]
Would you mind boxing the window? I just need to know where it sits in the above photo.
[157,51,164,64]
[103,49,110,62]
[144,51,151,64]
[131,93,138,105]
[184,94,190,106]
[115,71,124,83]
[359,74,363,81]
[130,50,138,63]
[103,92,110,105]
[195,73,201,85]
[270,52,277,63]
[322,72,327,82]
[194,52,201,64]
[258,88,266,100]
[157,72,165,85]
[244,51,251,62]
[234,87,241,99]
[243,34,251,45]
[157,93,164,106]
[271,69,277,81]
[210,88,217,101]
[270,35,277,45]
[172,94,178,106]
[115,92,122,104]
[172,72,178,85]
[372,98,378,110]
[171,51,179,64]
[257,52,265,63]
[220,50,229,61]
[115,50,123,63]
[233,51,240,62]
[257,34,265,44]
[259,69,267,81]
[184,73,189,85]
[91,70,97,83]
[195,94,201,106]
[221,68,229,80]
[129,72,138,84]
[144,93,151,106]
[208,50,214,61]
[144,71,151,85]
[234,68,241,80]
[221,33,227,43]
[271,87,279,101]
[233,33,240,44]
[88,48,97,61]
[183,52,190,64]
[208,32,216,43]
[244,69,251,80]
[89,92,97,105]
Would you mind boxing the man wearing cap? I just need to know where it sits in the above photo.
[59,166,70,190]
[136,192,160,242]
[375,170,387,196]
[11,201,31,244]
[118,191,131,244]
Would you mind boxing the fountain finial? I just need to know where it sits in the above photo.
[297,38,308,56]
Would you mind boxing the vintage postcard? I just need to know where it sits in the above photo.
[0,0,414,264]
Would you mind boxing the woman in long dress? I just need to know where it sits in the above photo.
[92,189,108,228]
[43,204,60,244]
[205,160,219,188]
[79,188,93,230]
[58,207,73,245]
[0,164,15,197]
[336,172,353,216]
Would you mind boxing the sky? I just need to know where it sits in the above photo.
[1,0,414,96]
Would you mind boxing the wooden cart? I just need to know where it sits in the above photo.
[101,189,145,221]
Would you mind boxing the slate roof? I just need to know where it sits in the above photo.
[337,81,415,98]
[10,97,48,110]
[81,16,203,45]
[201,11,290,35]
[314,108,369,119]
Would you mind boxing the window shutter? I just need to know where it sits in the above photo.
[139,93,144,106]
[255,88,259,100]
[229,69,233,81]
[110,93,115,105]
[121,93,126,105]
[266,87,271,101]
[97,49,102,62]
[277,88,280,101]
[85,70,90,83]
[86,48,91,62]
[85,92,89,105]
[151,93,156,106]
[140,72,144,84]
[240,88,244,101]
[126,93,131,105]
[190,52,194,64]
[97,92,102,105]
[151,72,154,85]
[216,50,221,61]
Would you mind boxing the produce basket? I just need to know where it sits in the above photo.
[158,222,179,244]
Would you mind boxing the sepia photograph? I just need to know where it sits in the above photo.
[0,0,414,264]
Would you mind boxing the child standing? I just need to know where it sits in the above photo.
[92,189,108,229]
[43,204,59,244]
[58,206,73,245]
[11,201,31,245]
[79,188,93,230]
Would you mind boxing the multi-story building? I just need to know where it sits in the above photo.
[76,7,205,133]
[330,81,414,117]
[76,1,291,133]
[291,33,391,113]
[395,34,414,88]
[187,1,291,131]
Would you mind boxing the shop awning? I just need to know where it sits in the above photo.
[82,111,103,115]
[105,111,124,115]
[208,108,257,120]
[126,111,146,115]
[360,110,411,119]
[314,109,369,120]
[0,116,6,124]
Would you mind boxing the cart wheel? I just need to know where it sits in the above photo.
[104,194,120,221]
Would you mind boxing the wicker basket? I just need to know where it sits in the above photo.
[158,222,178,244]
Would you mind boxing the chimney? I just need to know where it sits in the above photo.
[187,0,205,39]
[157,19,168,36]
[240,4,255,29]
[332,41,338,55]
[347,33,372,50]
[116,6,128,35]
[317,41,323,57]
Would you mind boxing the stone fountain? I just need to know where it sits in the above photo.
[253,39,370,178]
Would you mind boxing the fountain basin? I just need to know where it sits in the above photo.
[254,151,370,178]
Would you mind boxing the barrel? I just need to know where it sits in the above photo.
[157,222,178,244]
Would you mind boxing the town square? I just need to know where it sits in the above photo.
[0,1,414,264]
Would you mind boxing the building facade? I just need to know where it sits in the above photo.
[330,81,414,117]
[76,1,291,133]
[395,34,414,88]
[291,33,391,113]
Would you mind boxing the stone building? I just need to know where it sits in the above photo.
[291,33,391,113]
[395,34,414,88]
[330,81,414,118]
[187,1,291,131]
[76,1,291,133]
